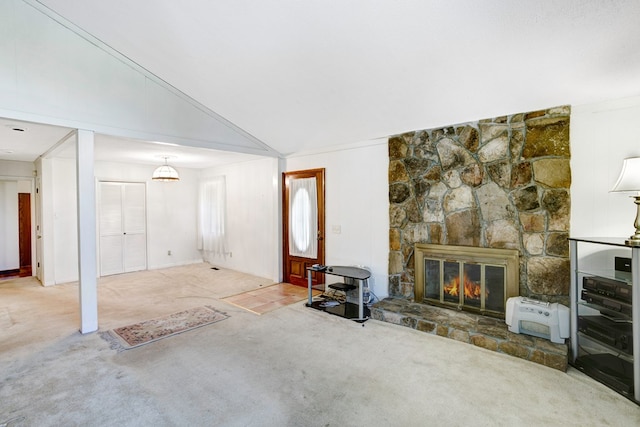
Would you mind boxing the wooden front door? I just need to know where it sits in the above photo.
[283,169,325,287]
[18,193,31,269]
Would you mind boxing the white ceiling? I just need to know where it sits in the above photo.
[3,0,640,167]
[0,117,264,168]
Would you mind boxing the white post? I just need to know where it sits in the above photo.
[76,129,98,334]
[569,239,578,362]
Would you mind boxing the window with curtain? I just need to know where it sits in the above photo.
[197,175,228,257]
[288,176,318,258]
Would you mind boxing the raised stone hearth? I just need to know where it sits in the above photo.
[372,298,568,371]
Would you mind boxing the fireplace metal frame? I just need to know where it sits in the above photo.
[414,243,520,318]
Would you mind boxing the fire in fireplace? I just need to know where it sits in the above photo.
[415,244,519,318]
[443,264,487,301]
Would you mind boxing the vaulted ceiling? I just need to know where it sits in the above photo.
[4,0,640,166]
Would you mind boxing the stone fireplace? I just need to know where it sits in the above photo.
[414,243,519,318]
[387,106,571,304]
[372,106,571,371]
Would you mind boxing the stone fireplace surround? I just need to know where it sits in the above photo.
[374,106,571,370]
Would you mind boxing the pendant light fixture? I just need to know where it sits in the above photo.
[152,156,180,181]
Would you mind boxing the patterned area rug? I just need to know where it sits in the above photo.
[108,306,228,349]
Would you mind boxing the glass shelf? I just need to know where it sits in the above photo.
[570,237,640,403]
[577,269,632,285]
[578,302,632,322]
[569,237,631,247]
[578,333,634,363]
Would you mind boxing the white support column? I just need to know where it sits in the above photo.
[76,129,98,334]
[568,239,578,362]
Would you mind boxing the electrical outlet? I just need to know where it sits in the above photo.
[332,225,342,234]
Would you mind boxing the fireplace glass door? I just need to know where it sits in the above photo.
[443,261,460,304]
[415,243,519,318]
[422,258,507,315]
[424,259,440,300]
[485,265,506,312]
[462,263,482,308]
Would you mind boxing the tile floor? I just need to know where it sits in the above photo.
[222,283,320,315]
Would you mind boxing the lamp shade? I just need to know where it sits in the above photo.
[152,158,180,181]
[611,157,640,193]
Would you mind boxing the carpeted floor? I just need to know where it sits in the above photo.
[1,263,639,426]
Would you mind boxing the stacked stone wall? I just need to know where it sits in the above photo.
[388,106,571,304]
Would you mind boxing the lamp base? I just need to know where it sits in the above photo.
[626,196,640,247]
[625,237,640,247]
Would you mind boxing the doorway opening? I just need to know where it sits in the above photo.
[17,192,32,277]
[0,182,34,281]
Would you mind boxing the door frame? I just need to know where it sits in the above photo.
[282,168,325,287]
[35,177,43,282]
[0,176,36,278]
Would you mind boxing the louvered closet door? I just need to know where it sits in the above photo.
[99,183,124,276]
[122,183,146,272]
[99,182,147,276]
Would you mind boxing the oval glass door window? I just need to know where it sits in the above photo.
[292,187,311,253]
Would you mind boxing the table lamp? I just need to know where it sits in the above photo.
[611,157,640,246]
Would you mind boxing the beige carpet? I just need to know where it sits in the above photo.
[1,263,639,426]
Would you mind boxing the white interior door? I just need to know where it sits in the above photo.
[122,183,146,272]
[99,182,147,276]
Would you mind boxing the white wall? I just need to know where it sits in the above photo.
[571,95,640,237]
[285,140,390,300]
[44,159,203,285]
[37,158,55,285]
[95,161,202,272]
[17,180,31,193]
[0,160,34,177]
[201,157,280,281]
[570,95,640,263]
[144,167,203,270]
[51,158,78,283]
